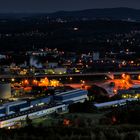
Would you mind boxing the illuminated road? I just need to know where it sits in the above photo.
[65,78,140,97]
[0,71,140,79]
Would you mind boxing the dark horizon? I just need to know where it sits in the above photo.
[0,0,140,13]
[0,7,139,14]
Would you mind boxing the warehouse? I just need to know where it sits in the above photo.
[54,89,88,104]
[118,87,140,99]
[0,95,53,116]
[94,98,138,109]
[29,96,53,107]
[0,104,68,128]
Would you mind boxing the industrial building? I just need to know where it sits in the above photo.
[118,86,140,99]
[54,89,88,104]
[0,96,53,117]
[0,89,87,117]
[0,104,67,128]
[94,98,138,109]
[0,101,30,116]
[30,96,53,107]
[0,88,88,128]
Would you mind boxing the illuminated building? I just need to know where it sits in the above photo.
[54,89,88,104]
[118,86,140,99]
[94,98,138,109]
[39,77,49,87]
[50,80,60,87]
[0,104,67,128]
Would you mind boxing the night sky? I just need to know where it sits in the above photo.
[0,0,140,13]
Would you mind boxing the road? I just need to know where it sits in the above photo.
[0,71,140,79]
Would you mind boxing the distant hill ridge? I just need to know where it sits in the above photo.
[0,8,140,20]
[48,7,140,20]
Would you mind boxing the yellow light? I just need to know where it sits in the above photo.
[138,75,140,80]
[82,80,85,84]
[113,89,117,94]
[75,69,80,73]
[11,78,15,82]
[50,79,59,87]
[123,95,126,98]
[32,79,38,85]
[23,79,29,85]
[39,77,49,86]
[70,77,73,80]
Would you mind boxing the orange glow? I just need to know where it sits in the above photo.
[22,79,29,86]
[24,87,32,91]
[37,77,60,87]
[112,116,117,124]
[50,80,59,87]
[113,89,117,94]
[80,80,85,84]
[63,119,70,126]
[39,77,49,87]
[138,75,140,80]
[32,79,38,85]
[121,73,126,79]
[118,79,131,89]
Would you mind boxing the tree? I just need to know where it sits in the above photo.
[124,132,140,140]
[26,115,32,127]
[96,131,107,140]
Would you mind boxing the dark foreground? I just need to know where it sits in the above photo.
[1,125,140,140]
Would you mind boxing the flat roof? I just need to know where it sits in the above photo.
[55,90,87,98]
[2,100,27,107]
[55,89,84,96]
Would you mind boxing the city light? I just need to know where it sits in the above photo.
[1,7,140,132]
[11,78,15,82]
[138,75,140,80]
[121,73,126,79]
[50,80,60,87]
[32,79,38,85]
[70,77,73,80]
